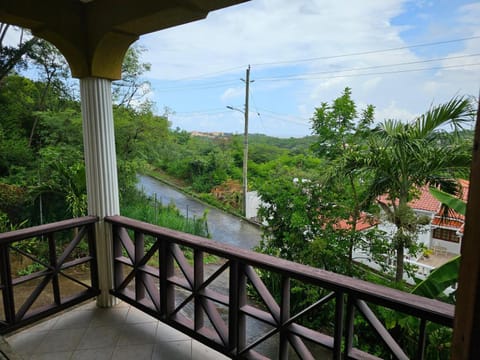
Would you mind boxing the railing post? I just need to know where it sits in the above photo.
[417,318,427,360]
[237,263,247,355]
[160,239,174,319]
[47,233,61,305]
[280,276,291,360]
[343,294,356,359]
[135,231,145,301]
[0,244,15,326]
[228,260,239,355]
[194,249,204,332]
[88,223,99,291]
[334,291,346,359]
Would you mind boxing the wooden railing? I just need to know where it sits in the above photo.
[107,215,454,359]
[0,216,99,334]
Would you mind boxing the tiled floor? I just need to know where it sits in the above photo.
[5,301,229,360]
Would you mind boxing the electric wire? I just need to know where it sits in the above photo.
[161,35,480,82]
[255,53,480,81]
[250,35,480,67]
[154,57,480,91]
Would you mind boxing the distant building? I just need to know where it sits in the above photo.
[190,131,231,139]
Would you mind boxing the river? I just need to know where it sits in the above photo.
[137,174,262,250]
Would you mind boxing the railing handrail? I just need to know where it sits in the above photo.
[0,216,98,245]
[105,215,454,326]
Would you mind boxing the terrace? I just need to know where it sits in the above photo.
[1,1,480,359]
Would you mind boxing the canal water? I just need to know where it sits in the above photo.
[137,174,262,250]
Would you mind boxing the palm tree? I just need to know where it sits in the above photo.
[353,96,473,282]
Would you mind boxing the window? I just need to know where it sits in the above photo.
[433,228,460,243]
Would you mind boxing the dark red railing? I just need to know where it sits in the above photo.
[106,215,454,360]
[0,216,99,334]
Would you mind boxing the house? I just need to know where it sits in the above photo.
[376,180,468,257]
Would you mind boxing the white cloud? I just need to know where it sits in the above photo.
[136,0,479,136]
[375,101,417,123]
[221,87,243,102]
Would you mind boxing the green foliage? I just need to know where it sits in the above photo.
[0,24,38,83]
[114,104,170,161]
[429,187,466,216]
[310,87,377,274]
[311,87,374,160]
[0,183,29,223]
[34,145,87,220]
[412,255,459,303]
[113,44,151,107]
[352,96,474,282]
[120,190,209,238]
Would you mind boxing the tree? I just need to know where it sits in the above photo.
[112,44,151,107]
[27,39,72,146]
[311,87,376,274]
[0,24,38,85]
[354,97,474,282]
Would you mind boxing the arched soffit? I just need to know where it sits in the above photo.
[0,0,248,80]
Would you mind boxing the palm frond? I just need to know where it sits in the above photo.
[412,96,474,139]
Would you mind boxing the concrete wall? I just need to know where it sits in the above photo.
[246,191,263,220]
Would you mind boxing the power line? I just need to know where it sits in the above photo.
[255,53,480,81]
[257,62,480,82]
[173,108,228,115]
[159,35,480,82]
[154,56,480,92]
[172,65,247,81]
[154,79,239,92]
[250,35,480,67]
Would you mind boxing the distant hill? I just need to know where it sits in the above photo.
[248,134,317,154]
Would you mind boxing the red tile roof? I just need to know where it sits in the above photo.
[409,186,441,212]
[334,180,468,233]
[334,215,378,231]
[377,180,468,232]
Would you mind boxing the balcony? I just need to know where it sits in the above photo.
[0,216,454,359]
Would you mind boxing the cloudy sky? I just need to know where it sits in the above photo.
[138,0,479,137]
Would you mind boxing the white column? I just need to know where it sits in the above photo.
[80,77,119,307]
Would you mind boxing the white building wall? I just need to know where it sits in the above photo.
[246,191,263,220]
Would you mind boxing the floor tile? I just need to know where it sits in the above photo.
[88,307,129,328]
[71,347,115,360]
[26,317,59,332]
[117,322,158,346]
[192,340,229,360]
[77,325,121,350]
[153,340,192,359]
[125,306,158,324]
[6,330,49,355]
[4,301,235,360]
[29,351,73,360]
[51,309,95,330]
[155,322,190,342]
[112,344,154,360]
[36,328,86,353]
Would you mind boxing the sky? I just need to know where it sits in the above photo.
[133,0,480,138]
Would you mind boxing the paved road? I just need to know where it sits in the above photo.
[137,175,262,250]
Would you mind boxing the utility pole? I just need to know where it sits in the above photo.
[242,65,251,217]
[227,65,253,217]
